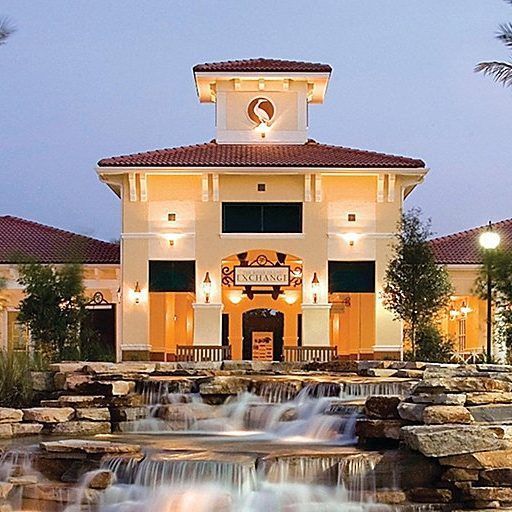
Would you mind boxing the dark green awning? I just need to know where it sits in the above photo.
[149,260,195,292]
[328,261,375,293]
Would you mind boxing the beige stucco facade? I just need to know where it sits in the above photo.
[97,59,430,361]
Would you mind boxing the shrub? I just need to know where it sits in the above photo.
[404,323,454,363]
[0,351,34,408]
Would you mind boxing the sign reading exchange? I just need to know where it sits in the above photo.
[234,266,290,287]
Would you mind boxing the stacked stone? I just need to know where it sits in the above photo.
[399,364,512,509]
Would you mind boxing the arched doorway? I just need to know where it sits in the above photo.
[242,308,284,361]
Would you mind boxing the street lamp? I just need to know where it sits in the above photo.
[479,221,501,362]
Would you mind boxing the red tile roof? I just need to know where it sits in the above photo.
[193,58,332,74]
[0,216,120,264]
[97,140,425,169]
[431,219,512,265]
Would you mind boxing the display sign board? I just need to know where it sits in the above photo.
[234,266,290,287]
[252,331,274,361]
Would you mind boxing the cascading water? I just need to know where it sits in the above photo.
[125,377,410,445]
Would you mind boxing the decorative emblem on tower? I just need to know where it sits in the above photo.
[247,97,275,137]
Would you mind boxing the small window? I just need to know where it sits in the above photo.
[222,203,302,233]
[348,213,356,222]
[328,261,375,293]
[168,213,176,222]
[149,261,195,292]
[257,183,266,192]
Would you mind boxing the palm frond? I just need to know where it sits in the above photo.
[0,17,15,46]
[497,23,512,49]
[475,60,512,87]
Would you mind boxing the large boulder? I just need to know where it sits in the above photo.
[466,392,512,406]
[411,393,466,405]
[40,440,141,455]
[199,376,251,396]
[0,408,23,423]
[364,396,400,419]
[23,407,75,423]
[422,405,473,425]
[468,404,512,423]
[398,403,426,422]
[407,487,453,503]
[46,421,111,435]
[480,468,512,486]
[12,423,43,436]
[440,449,512,469]
[75,408,111,422]
[356,419,402,442]
[413,377,512,394]
[401,425,512,457]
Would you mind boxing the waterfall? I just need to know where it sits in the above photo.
[341,380,412,399]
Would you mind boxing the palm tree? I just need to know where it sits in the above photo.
[475,0,512,87]
[0,17,15,46]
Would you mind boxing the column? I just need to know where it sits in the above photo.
[192,303,223,345]
[302,304,331,346]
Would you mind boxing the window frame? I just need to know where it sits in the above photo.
[221,202,303,234]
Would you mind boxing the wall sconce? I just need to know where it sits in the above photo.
[311,272,320,304]
[202,272,212,303]
[255,122,271,138]
[229,291,243,304]
[133,282,142,304]
[449,308,460,320]
[284,292,298,305]
[341,233,360,246]
[460,301,472,316]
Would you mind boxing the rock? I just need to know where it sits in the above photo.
[466,392,512,405]
[469,404,512,423]
[23,407,75,423]
[0,409,23,424]
[57,395,106,408]
[12,423,43,436]
[395,370,425,379]
[472,501,501,509]
[440,449,512,469]
[110,407,147,422]
[49,362,85,373]
[46,421,111,435]
[76,380,135,396]
[85,470,115,490]
[364,396,400,419]
[480,469,512,486]
[0,483,13,499]
[423,405,472,425]
[411,393,466,405]
[464,486,512,502]
[59,373,91,391]
[31,371,55,392]
[401,425,512,457]
[398,403,426,422]
[81,362,116,373]
[157,403,219,424]
[199,376,251,396]
[356,419,402,441]
[75,408,110,422]
[374,489,407,504]
[441,467,479,482]
[414,377,512,394]
[0,424,13,438]
[359,369,398,378]
[407,487,453,503]
[477,364,512,373]
[40,440,141,455]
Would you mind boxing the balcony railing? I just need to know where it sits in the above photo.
[283,345,338,363]
[176,345,232,362]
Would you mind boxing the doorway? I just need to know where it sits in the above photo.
[242,308,284,361]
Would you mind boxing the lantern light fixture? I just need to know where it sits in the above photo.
[202,272,212,303]
[133,282,142,304]
[311,272,320,304]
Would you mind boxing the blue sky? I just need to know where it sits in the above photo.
[1,0,511,241]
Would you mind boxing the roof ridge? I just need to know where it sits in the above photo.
[430,218,512,243]
[0,215,118,246]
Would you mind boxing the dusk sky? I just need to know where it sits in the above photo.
[1,1,511,242]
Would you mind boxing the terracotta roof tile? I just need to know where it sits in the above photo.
[193,58,332,74]
[97,139,425,169]
[0,216,120,264]
[431,219,512,265]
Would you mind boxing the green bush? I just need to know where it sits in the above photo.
[0,351,34,408]
[404,323,454,363]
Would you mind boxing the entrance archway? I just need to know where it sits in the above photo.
[221,249,303,360]
[242,308,284,361]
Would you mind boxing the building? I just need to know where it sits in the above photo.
[96,58,428,362]
[0,215,120,354]
[433,218,512,361]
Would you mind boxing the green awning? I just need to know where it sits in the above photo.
[149,260,195,292]
[328,261,375,293]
